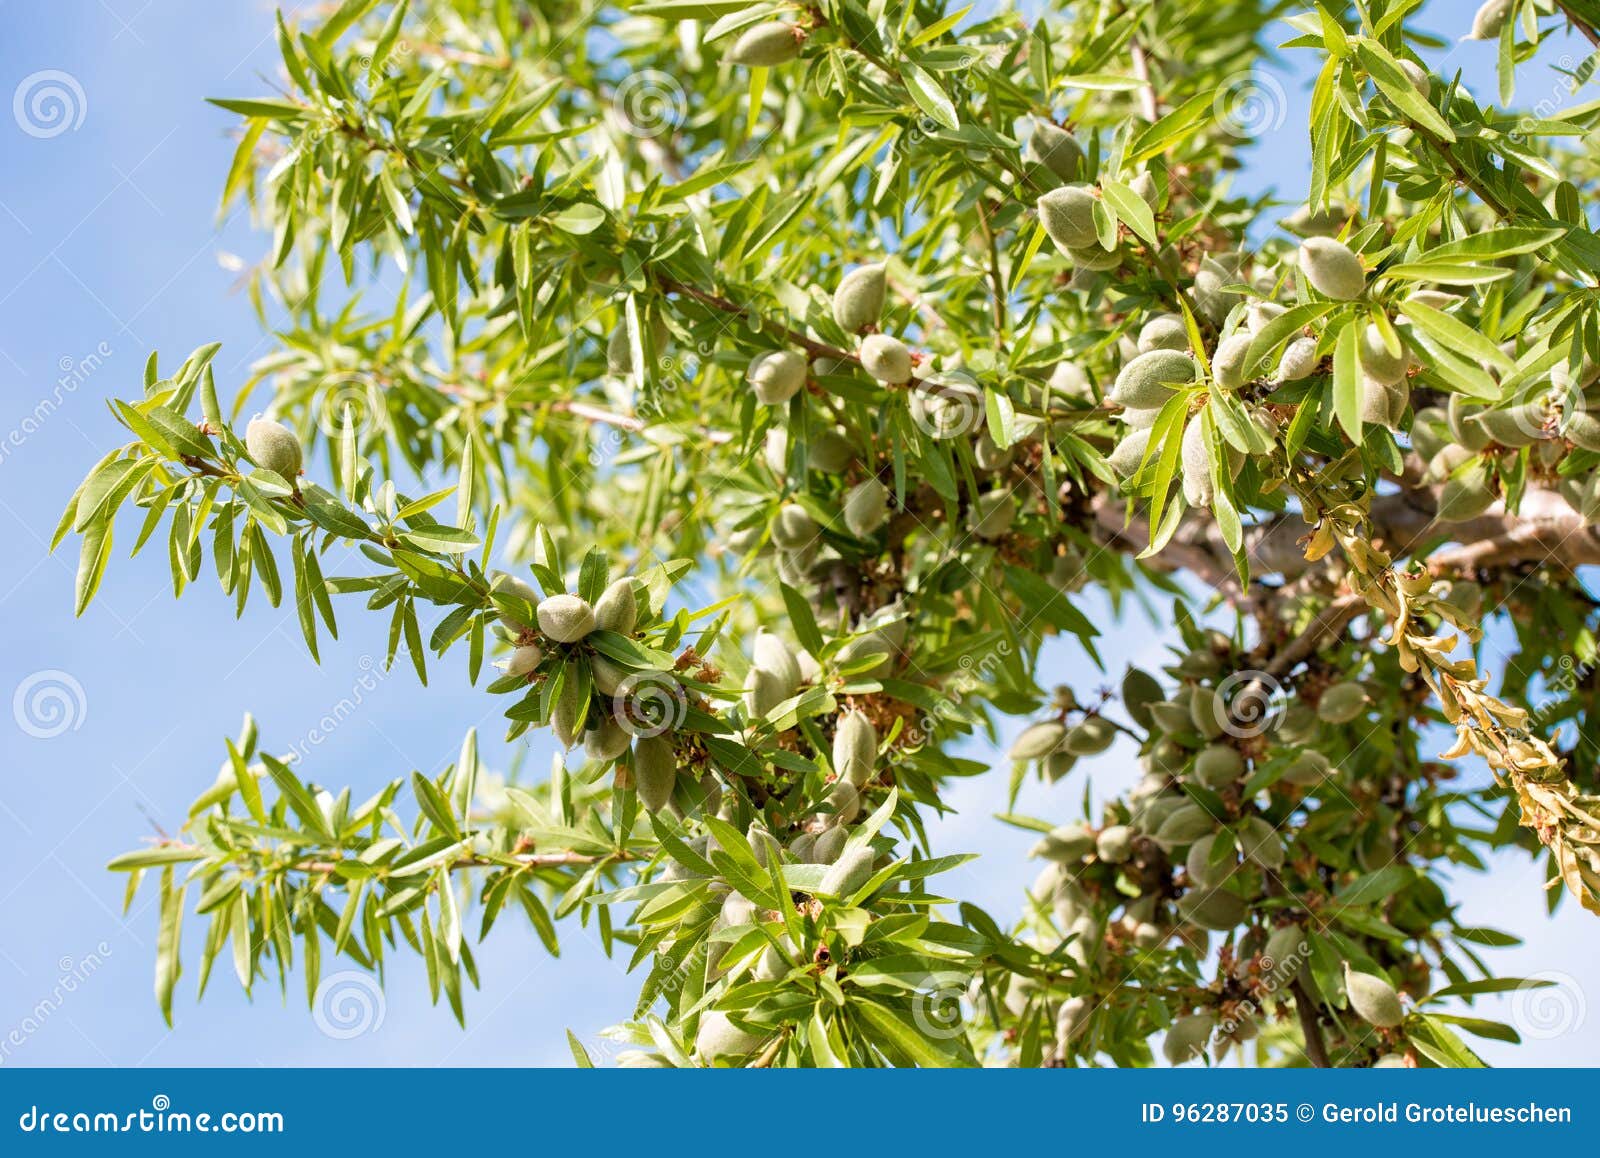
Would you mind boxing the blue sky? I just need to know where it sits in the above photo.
[0,1,1593,1068]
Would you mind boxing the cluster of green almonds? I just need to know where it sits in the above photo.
[663,711,888,1063]
[1034,165,1158,275]
[491,569,681,812]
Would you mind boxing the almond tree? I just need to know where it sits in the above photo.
[65,0,1600,1067]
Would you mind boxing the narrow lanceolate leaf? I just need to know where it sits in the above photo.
[156,868,185,1027]
[904,64,959,130]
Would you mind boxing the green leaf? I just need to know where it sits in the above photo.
[1100,177,1157,247]
[904,64,959,130]
[1353,39,1454,141]
[1332,321,1361,443]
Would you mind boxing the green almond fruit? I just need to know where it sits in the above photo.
[833,710,879,787]
[1359,324,1408,386]
[605,317,668,375]
[1399,58,1431,97]
[1192,255,1242,325]
[1561,411,1600,452]
[744,665,788,720]
[592,577,638,635]
[1180,418,1215,508]
[1028,119,1084,183]
[859,333,913,384]
[1037,184,1099,251]
[1047,360,1093,400]
[1063,716,1116,755]
[818,844,876,897]
[1031,822,1097,862]
[1211,333,1254,391]
[1447,393,1492,451]
[843,477,891,537]
[1109,427,1153,478]
[695,1010,764,1062]
[1186,832,1235,889]
[490,571,541,631]
[1147,701,1193,735]
[1096,824,1134,864]
[1247,301,1286,335]
[1128,170,1159,209]
[1276,336,1320,382]
[835,632,894,678]
[812,825,847,865]
[537,593,596,643]
[632,735,677,812]
[505,644,543,677]
[1010,720,1067,761]
[1067,243,1120,271]
[753,630,801,696]
[1194,743,1244,787]
[1262,924,1310,980]
[1163,1013,1215,1065]
[974,430,1016,472]
[1360,376,1409,431]
[584,716,631,762]
[1436,465,1496,522]
[1343,963,1404,1028]
[1467,0,1513,40]
[788,832,817,862]
[1121,667,1164,729]
[832,263,886,334]
[1298,237,1366,301]
[1239,815,1284,869]
[1042,750,1079,782]
[771,502,819,549]
[590,654,626,697]
[971,490,1015,540]
[1139,314,1189,354]
[1157,803,1217,848]
[1469,404,1545,448]
[826,780,861,826]
[1178,887,1247,931]
[726,20,802,66]
[1317,681,1369,724]
[245,415,303,480]
[808,428,856,473]
[1424,443,1473,484]
[747,349,808,405]
[1111,349,1196,409]
[1280,749,1330,786]
[1055,995,1091,1047]
[551,676,585,750]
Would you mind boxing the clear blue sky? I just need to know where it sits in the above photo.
[0,1,1592,1067]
